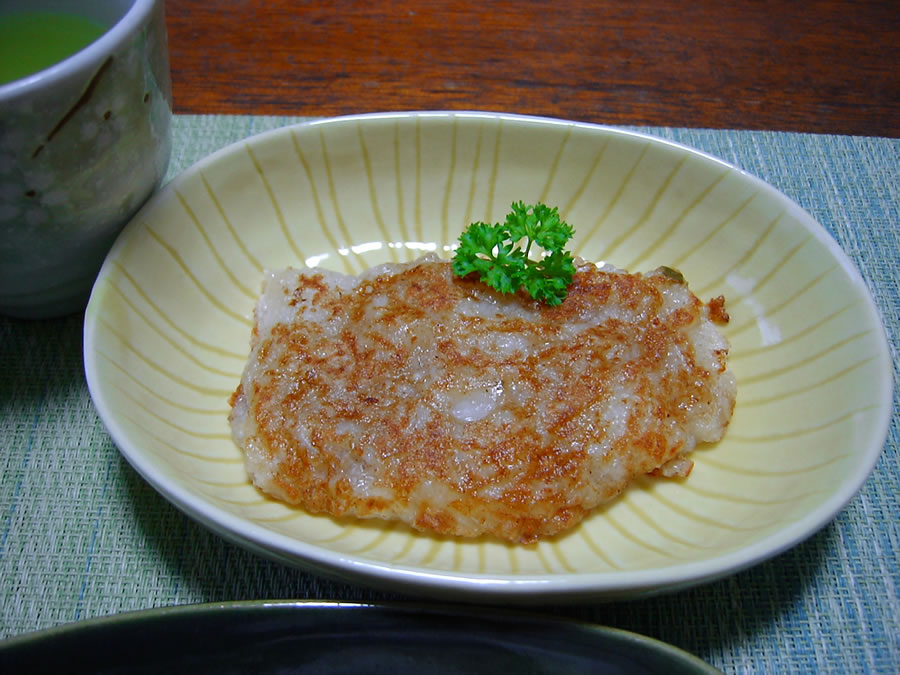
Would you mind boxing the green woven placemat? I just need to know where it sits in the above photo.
[2,115,897,672]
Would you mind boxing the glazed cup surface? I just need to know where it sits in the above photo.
[0,0,172,318]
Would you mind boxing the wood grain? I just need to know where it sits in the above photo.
[165,0,899,137]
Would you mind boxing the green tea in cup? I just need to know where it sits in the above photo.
[0,0,171,319]
[0,11,109,85]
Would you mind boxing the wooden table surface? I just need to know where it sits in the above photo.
[164,0,899,138]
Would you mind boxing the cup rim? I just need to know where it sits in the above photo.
[0,0,159,100]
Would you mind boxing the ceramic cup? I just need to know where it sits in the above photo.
[0,0,172,318]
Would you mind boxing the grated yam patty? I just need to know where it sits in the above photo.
[229,255,736,544]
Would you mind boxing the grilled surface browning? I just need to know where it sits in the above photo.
[230,256,736,543]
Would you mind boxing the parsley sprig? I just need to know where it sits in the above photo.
[452,201,576,306]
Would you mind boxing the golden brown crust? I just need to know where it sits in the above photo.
[707,295,730,325]
[231,259,735,544]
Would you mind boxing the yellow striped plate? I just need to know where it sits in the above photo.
[83,112,892,601]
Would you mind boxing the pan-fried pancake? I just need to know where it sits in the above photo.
[229,255,736,543]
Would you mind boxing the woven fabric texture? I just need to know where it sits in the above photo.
[1,115,897,673]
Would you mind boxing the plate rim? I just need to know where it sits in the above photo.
[83,110,894,600]
[0,599,721,673]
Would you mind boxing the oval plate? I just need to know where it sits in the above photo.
[84,112,892,601]
[0,601,719,674]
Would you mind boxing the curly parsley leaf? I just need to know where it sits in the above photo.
[452,202,576,306]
